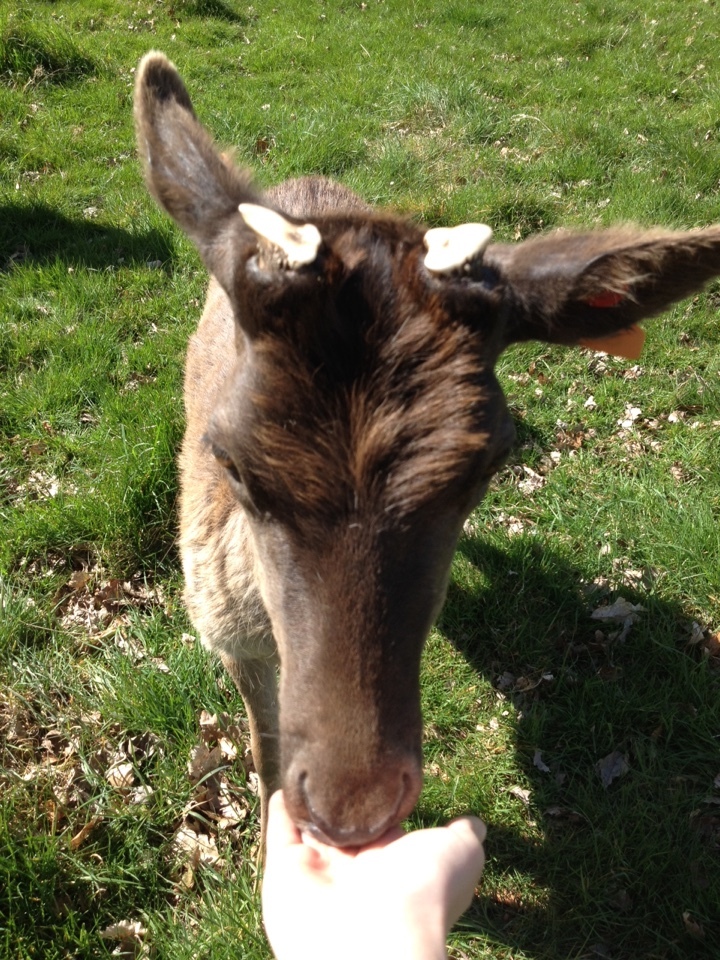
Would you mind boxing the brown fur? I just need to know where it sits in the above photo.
[135,51,720,847]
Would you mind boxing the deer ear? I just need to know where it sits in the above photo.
[487,226,720,350]
[134,52,260,293]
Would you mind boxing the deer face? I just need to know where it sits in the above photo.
[205,214,516,842]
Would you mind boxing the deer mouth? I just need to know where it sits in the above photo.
[293,768,419,848]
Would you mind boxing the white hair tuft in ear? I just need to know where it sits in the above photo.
[423,223,493,274]
[239,203,322,269]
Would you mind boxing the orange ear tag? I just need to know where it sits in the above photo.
[577,290,645,359]
[579,325,646,360]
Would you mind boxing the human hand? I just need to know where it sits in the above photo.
[262,790,486,960]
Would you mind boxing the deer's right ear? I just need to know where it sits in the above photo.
[134,51,262,294]
[487,226,720,351]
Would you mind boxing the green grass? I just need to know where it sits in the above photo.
[1,1,719,957]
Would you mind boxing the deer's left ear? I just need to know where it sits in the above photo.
[487,226,720,350]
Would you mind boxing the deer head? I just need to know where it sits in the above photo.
[136,52,720,844]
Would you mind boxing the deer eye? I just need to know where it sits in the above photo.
[209,443,255,506]
[210,442,238,478]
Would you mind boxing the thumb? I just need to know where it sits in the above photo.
[441,816,487,926]
[266,790,302,855]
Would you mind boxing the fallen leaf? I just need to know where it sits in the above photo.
[515,672,554,693]
[682,911,705,940]
[106,762,135,791]
[591,597,645,621]
[591,597,645,641]
[219,736,238,762]
[129,784,154,805]
[597,664,622,682]
[100,918,149,958]
[596,750,629,788]
[187,744,223,784]
[533,750,551,773]
[671,462,688,483]
[508,785,531,805]
[173,823,224,867]
[70,816,102,850]
[619,566,656,591]
[610,888,633,912]
[68,570,91,591]
[617,404,642,429]
[544,805,586,823]
[518,465,545,496]
[704,631,720,658]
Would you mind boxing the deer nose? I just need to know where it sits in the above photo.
[287,755,423,847]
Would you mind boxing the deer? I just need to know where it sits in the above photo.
[134,51,720,850]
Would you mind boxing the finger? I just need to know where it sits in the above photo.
[447,815,486,848]
[357,823,405,853]
[441,817,487,925]
[266,790,302,854]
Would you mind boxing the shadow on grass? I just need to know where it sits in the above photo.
[0,202,175,271]
[170,0,257,24]
[435,535,720,960]
[0,18,99,87]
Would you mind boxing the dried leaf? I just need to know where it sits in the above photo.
[508,785,531,805]
[704,631,720,658]
[518,465,545,496]
[187,744,223,784]
[100,919,151,956]
[496,671,516,691]
[129,784,154,805]
[597,664,622,682]
[533,750,551,774]
[219,736,238,762]
[68,570,91,591]
[682,911,705,940]
[101,919,147,940]
[215,780,249,829]
[70,816,102,850]
[596,750,629,788]
[619,567,656,590]
[545,805,586,823]
[591,597,645,621]
[106,761,135,791]
[173,824,223,867]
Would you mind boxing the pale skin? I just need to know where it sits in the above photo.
[262,791,487,960]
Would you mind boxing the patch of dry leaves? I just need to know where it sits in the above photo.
[100,919,150,958]
[685,621,720,667]
[172,710,254,889]
[0,694,168,845]
[53,565,167,639]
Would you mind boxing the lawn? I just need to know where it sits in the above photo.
[1,1,719,958]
